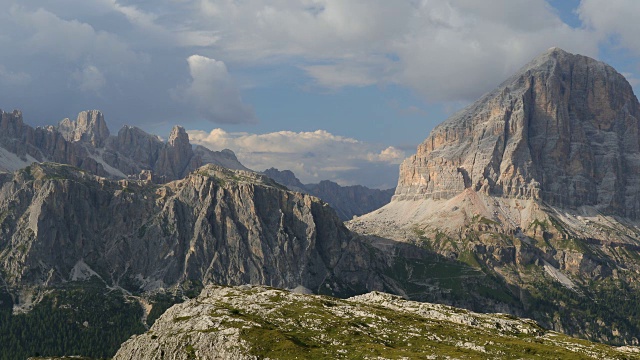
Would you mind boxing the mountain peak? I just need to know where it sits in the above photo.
[395,49,640,219]
[168,125,189,147]
[58,110,110,147]
[544,46,568,56]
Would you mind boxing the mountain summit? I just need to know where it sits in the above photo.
[350,49,640,343]
[395,47,640,219]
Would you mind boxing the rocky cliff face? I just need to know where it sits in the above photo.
[1,162,525,359]
[350,48,640,345]
[58,110,110,148]
[395,47,640,219]
[0,163,521,311]
[263,167,395,220]
[0,110,248,182]
[0,163,378,296]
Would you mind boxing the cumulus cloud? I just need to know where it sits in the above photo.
[578,0,640,55]
[368,147,406,163]
[72,65,106,93]
[1,0,639,176]
[191,0,598,101]
[392,1,597,101]
[172,55,256,124]
[187,128,404,188]
[6,6,141,67]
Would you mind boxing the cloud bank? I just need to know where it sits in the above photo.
[0,0,629,127]
[172,55,256,124]
[188,128,404,189]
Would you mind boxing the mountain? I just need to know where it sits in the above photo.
[263,167,395,220]
[393,47,640,219]
[350,48,640,344]
[0,163,369,294]
[0,109,247,182]
[112,285,639,360]
[0,162,524,359]
[5,47,640,358]
[0,162,515,308]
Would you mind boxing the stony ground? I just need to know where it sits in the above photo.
[112,285,640,359]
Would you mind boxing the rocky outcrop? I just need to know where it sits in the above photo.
[58,110,110,148]
[194,147,246,173]
[0,163,383,297]
[113,285,637,360]
[263,167,395,220]
[263,168,306,192]
[395,47,640,219]
[0,110,248,182]
[153,126,198,180]
[0,110,106,176]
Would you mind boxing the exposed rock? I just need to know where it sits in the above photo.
[58,110,110,148]
[395,47,640,219]
[194,146,247,172]
[263,168,306,192]
[263,167,395,220]
[0,163,523,318]
[0,163,383,297]
[154,126,196,180]
[113,285,638,360]
[0,110,248,182]
[349,48,640,345]
[0,110,107,176]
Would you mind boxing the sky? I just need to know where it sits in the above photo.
[1,0,639,189]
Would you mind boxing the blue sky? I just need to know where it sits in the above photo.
[0,1,639,188]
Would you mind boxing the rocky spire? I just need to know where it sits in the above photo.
[154,125,195,180]
[168,125,189,148]
[59,110,110,148]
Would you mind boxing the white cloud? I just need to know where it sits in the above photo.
[578,0,640,55]
[187,128,404,188]
[7,6,141,67]
[172,55,256,124]
[190,0,599,101]
[392,1,597,101]
[368,147,405,163]
[72,65,106,93]
[303,64,377,88]
[0,0,638,172]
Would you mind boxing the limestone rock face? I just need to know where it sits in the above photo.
[395,48,640,219]
[59,110,110,148]
[0,110,106,175]
[350,49,640,345]
[263,167,395,220]
[0,163,377,296]
[0,110,248,182]
[263,168,306,192]
[194,146,247,172]
[154,126,197,180]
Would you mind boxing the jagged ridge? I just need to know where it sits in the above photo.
[0,109,248,182]
[0,162,375,296]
